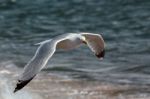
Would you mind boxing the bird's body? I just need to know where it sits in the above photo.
[56,33,84,50]
[14,33,105,93]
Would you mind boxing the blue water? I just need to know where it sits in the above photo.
[0,0,150,85]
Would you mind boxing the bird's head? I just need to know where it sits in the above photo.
[81,36,87,44]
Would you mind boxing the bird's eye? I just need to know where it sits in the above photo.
[82,41,87,44]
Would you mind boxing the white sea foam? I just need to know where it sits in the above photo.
[0,75,42,99]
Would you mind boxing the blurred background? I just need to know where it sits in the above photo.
[0,0,150,98]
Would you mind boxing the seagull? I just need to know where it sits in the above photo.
[14,33,105,93]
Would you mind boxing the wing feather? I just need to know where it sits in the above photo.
[81,33,105,54]
[20,34,75,81]
[14,33,74,92]
[20,40,56,81]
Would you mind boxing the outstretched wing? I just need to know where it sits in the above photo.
[14,34,73,93]
[14,40,56,93]
[81,33,105,58]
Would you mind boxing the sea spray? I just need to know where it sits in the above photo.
[0,75,42,99]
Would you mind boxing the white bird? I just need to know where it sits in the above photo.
[14,33,105,93]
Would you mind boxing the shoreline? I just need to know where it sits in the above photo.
[26,73,150,99]
[0,63,150,99]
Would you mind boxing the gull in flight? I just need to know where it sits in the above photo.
[14,33,105,93]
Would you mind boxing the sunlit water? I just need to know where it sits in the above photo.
[0,0,150,98]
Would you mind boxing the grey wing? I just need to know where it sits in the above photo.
[81,33,105,56]
[14,40,56,93]
[14,33,75,93]
[19,33,75,81]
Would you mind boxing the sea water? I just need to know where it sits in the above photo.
[0,0,150,98]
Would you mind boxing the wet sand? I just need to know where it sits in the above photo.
[26,73,150,99]
[0,62,150,99]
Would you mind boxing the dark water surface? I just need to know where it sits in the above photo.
[0,0,150,98]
